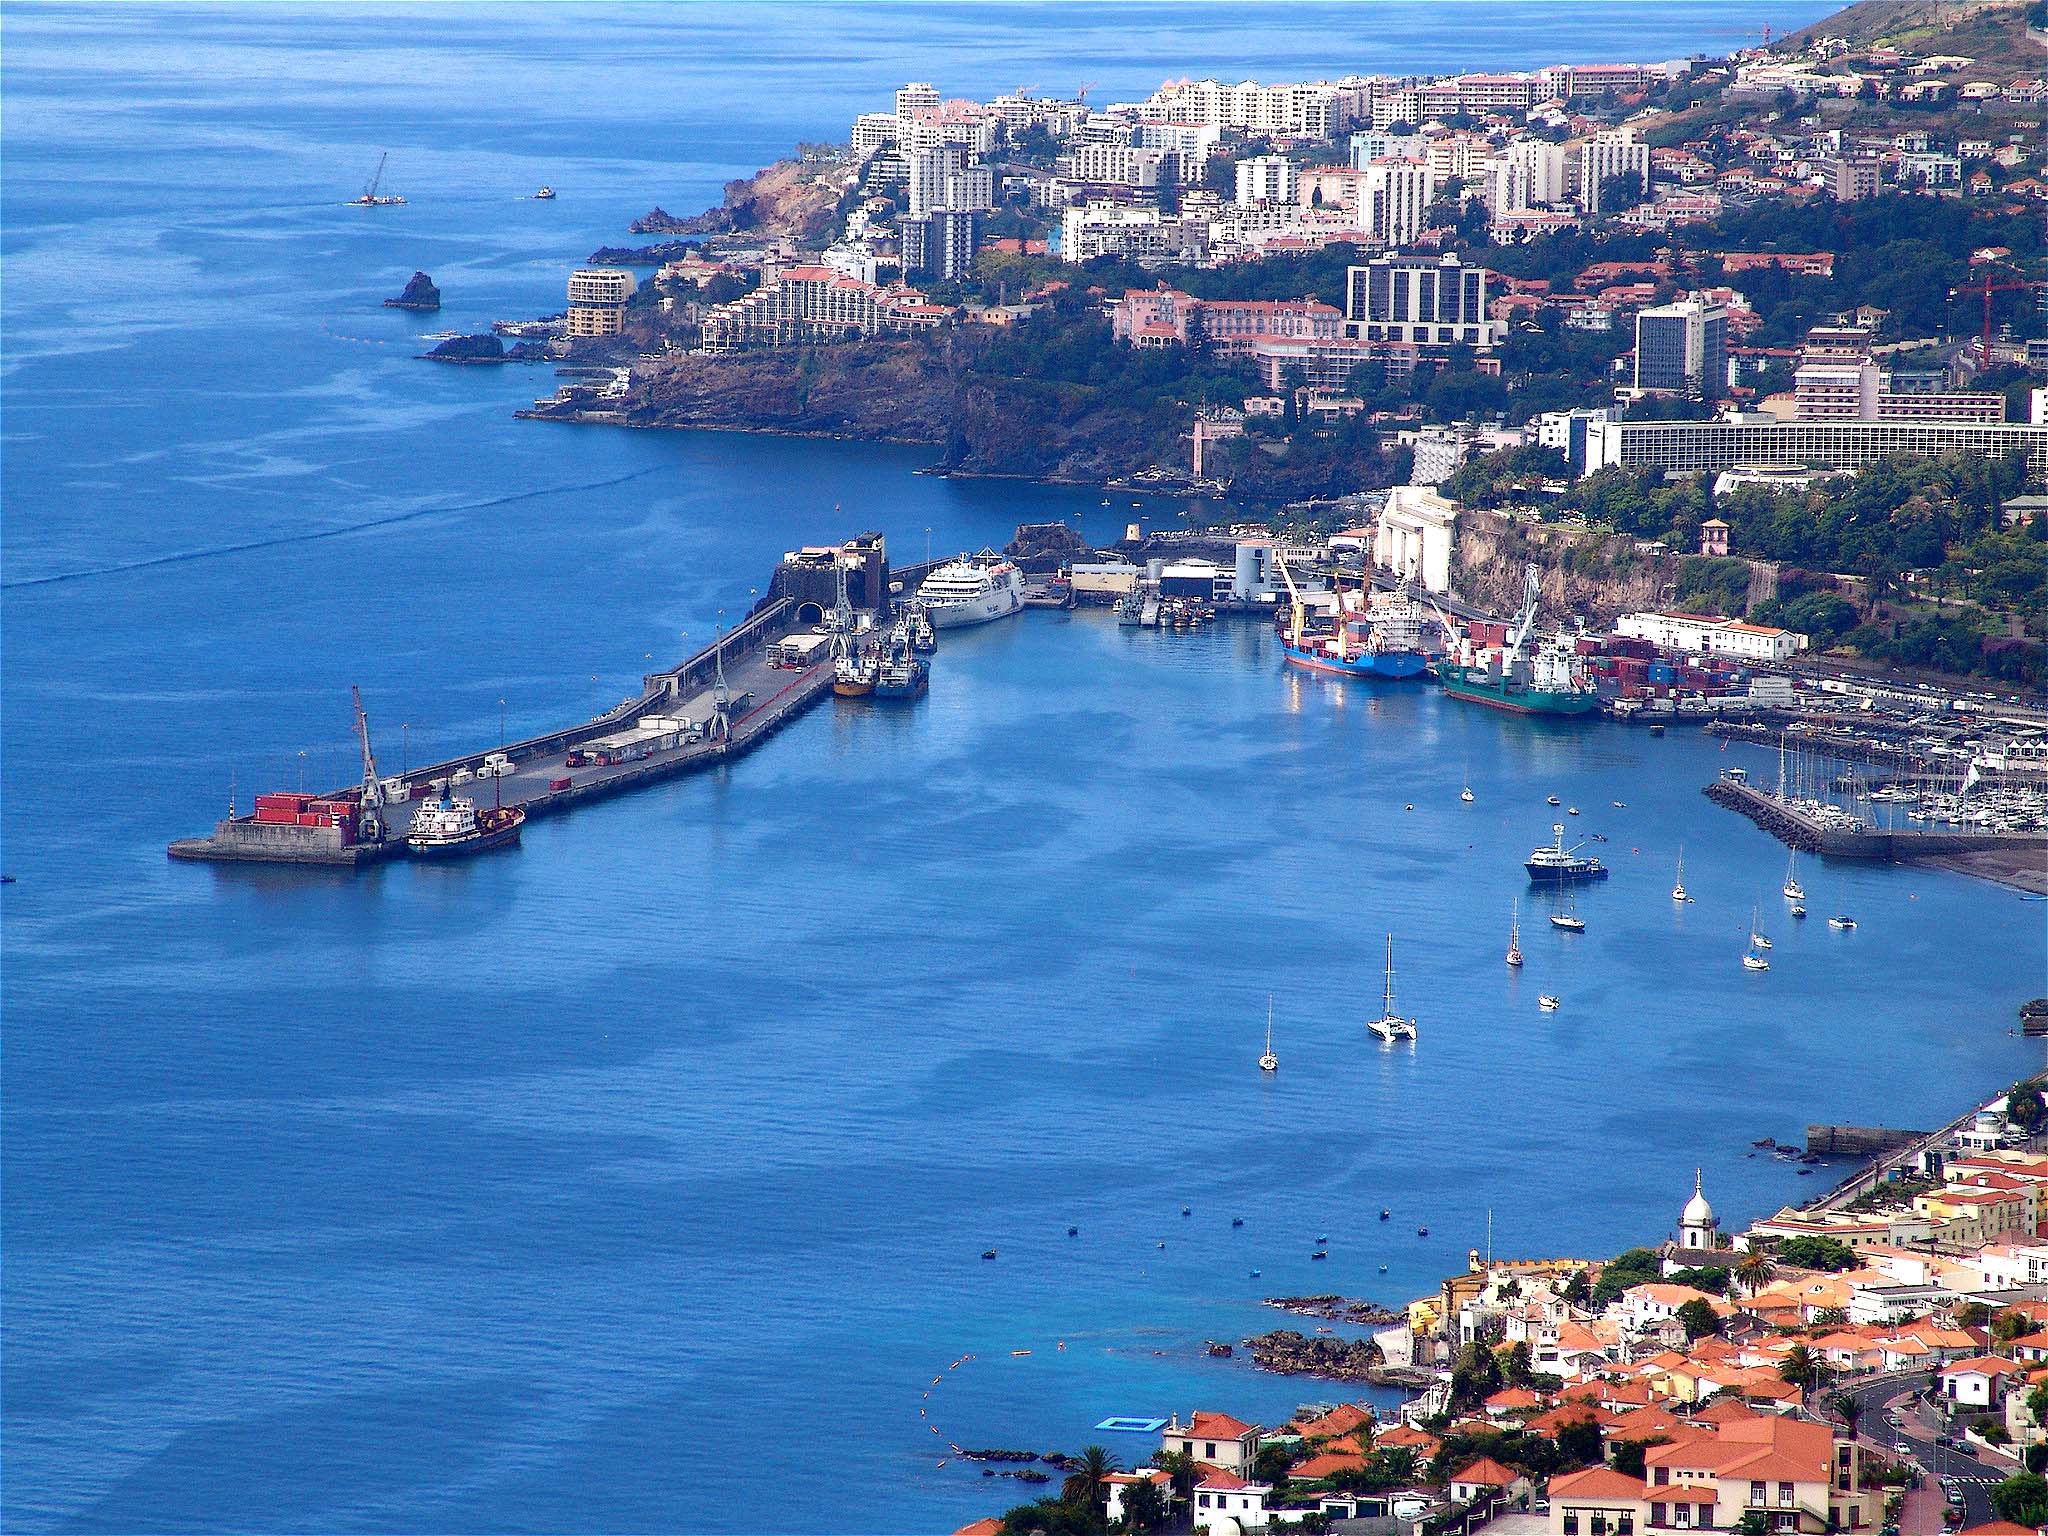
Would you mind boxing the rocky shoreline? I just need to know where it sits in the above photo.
[1240,1329,1384,1381]
[1263,1294,1402,1326]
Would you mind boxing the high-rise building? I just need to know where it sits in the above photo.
[1578,132,1649,214]
[565,267,635,338]
[894,82,940,119]
[1344,252,1501,349]
[905,146,967,216]
[1832,157,1880,201]
[1634,296,1726,397]
[1362,158,1432,247]
[1234,155,1299,208]
[901,208,977,282]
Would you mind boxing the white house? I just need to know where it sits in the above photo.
[1104,1468,1174,1527]
[1161,1411,1261,1474]
[1615,610,1806,663]
[1193,1467,1275,1535]
[1942,1356,2018,1409]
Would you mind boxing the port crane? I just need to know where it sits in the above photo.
[707,627,733,745]
[1949,267,2047,366]
[350,685,389,843]
[1273,548,1313,650]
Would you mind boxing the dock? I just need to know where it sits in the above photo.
[1702,775,2047,864]
[170,538,946,868]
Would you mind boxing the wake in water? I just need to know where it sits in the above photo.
[2,466,667,590]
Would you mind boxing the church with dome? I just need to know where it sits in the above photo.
[1659,1170,1734,1274]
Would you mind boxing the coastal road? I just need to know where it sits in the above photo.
[1836,1372,2017,1532]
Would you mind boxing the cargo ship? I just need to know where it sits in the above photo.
[1434,566,1597,717]
[405,794,525,858]
[873,618,929,700]
[1274,561,1427,679]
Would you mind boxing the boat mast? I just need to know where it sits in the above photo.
[365,151,387,202]
[1383,933,1396,1017]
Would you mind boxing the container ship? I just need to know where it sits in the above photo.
[1434,566,1597,717]
[1274,561,1428,679]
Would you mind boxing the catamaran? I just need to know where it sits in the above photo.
[1367,934,1417,1042]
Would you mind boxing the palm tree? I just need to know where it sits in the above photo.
[1121,1478,1166,1534]
[1828,1390,1864,1442]
[1780,1343,1818,1390]
[1062,1444,1121,1515]
[1734,1249,1777,1297]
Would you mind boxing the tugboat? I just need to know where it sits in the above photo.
[873,621,929,700]
[405,791,524,858]
[1526,824,1609,885]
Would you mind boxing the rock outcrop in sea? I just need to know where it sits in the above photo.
[1240,1329,1384,1381]
[382,271,441,311]
[418,333,548,364]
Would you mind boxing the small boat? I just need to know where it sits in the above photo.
[1550,904,1585,932]
[1829,913,1856,931]
[1612,800,1626,808]
[1067,1226,1078,1236]
[1181,1206,1191,1217]
[1538,994,1561,1011]
[1567,805,1580,816]
[1546,794,1561,806]
[1259,995,1279,1073]
[1460,784,1474,804]
[1416,1225,1429,1236]
[1379,1263,1388,1272]
[1782,851,1805,901]
[1310,1250,1327,1261]
[1672,844,1689,903]
[1366,933,1418,1042]
[1316,1232,1327,1243]
[1231,1217,1244,1227]
[982,1249,997,1260]
[534,186,557,199]
[1790,903,1808,920]
[1378,1208,1390,1220]
[1647,722,1665,736]
[1506,901,1524,968]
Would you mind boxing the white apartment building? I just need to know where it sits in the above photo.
[1578,131,1649,212]
[895,82,940,118]
[565,267,634,337]
[1144,77,1360,136]
[1362,158,1433,247]
[1059,203,1208,265]
[1064,142,1170,188]
[1591,417,2048,484]
[1134,122,1220,182]
[1345,252,1501,349]
[1235,154,1298,208]
[1510,138,1575,208]
[1350,130,1426,169]
[905,146,966,216]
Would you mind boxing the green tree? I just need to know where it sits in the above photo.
[1062,1444,1121,1517]
[2009,1083,2046,1134]
[1734,1250,1777,1297]
[1677,1297,1724,1340]
[1119,1477,1166,1534]
[1995,1310,2031,1344]
[1251,1442,1293,1488]
[1992,1471,2048,1528]
[1781,1344,1818,1389]
[1734,1513,1770,1536]
[1556,1415,1604,1467]
[1773,1237,1857,1273]
[1827,1391,1864,1442]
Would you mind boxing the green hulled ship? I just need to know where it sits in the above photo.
[1434,565,1599,718]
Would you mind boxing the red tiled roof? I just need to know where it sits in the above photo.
[1550,1466,1649,1501]
[1186,1411,1258,1439]
[1453,1456,1522,1487]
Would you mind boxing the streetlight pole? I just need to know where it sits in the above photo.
[297,749,307,793]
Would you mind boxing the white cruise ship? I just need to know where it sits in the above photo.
[916,555,1025,630]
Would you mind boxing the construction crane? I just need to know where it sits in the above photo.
[1075,80,1096,106]
[1505,564,1543,663]
[350,685,389,843]
[1950,267,2048,367]
[351,151,405,207]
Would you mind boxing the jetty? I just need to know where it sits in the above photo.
[1703,772,2047,866]
[170,536,945,867]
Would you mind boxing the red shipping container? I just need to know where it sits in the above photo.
[549,777,571,791]
[297,812,325,826]
[1575,637,1602,656]
[254,807,296,823]
[256,793,310,811]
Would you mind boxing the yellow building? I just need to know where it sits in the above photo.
[566,267,634,338]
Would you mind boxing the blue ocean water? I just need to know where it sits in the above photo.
[5,4,2040,1532]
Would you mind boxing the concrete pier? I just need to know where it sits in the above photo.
[170,542,941,868]
[1703,777,2047,863]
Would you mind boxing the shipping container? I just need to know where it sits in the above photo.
[549,776,571,792]
[254,806,297,824]
[1575,637,1603,656]
[255,793,310,812]
[1647,663,1676,683]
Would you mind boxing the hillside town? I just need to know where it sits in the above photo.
[952,1084,2048,1536]
[501,1,2048,698]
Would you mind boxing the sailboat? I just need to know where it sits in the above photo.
[1506,902,1524,968]
[1460,765,1474,804]
[1749,906,1772,950]
[1743,905,1771,971]
[1672,845,1690,903]
[1367,934,1417,1042]
[1782,850,1805,901]
[1259,996,1279,1073]
[1550,893,1585,932]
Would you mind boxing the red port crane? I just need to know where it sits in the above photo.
[1950,267,2048,366]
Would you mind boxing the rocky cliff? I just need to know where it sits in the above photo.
[1453,508,1678,624]
[633,159,842,245]
[383,271,441,310]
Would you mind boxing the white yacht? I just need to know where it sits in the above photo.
[1672,845,1689,903]
[1367,934,1417,1043]
[1782,851,1805,901]
[1259,996,1279,1074]
[915,554,1025,630]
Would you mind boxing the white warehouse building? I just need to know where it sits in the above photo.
[1615,611,1806,663]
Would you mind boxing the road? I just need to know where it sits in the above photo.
[1837,1372,2019,1533]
